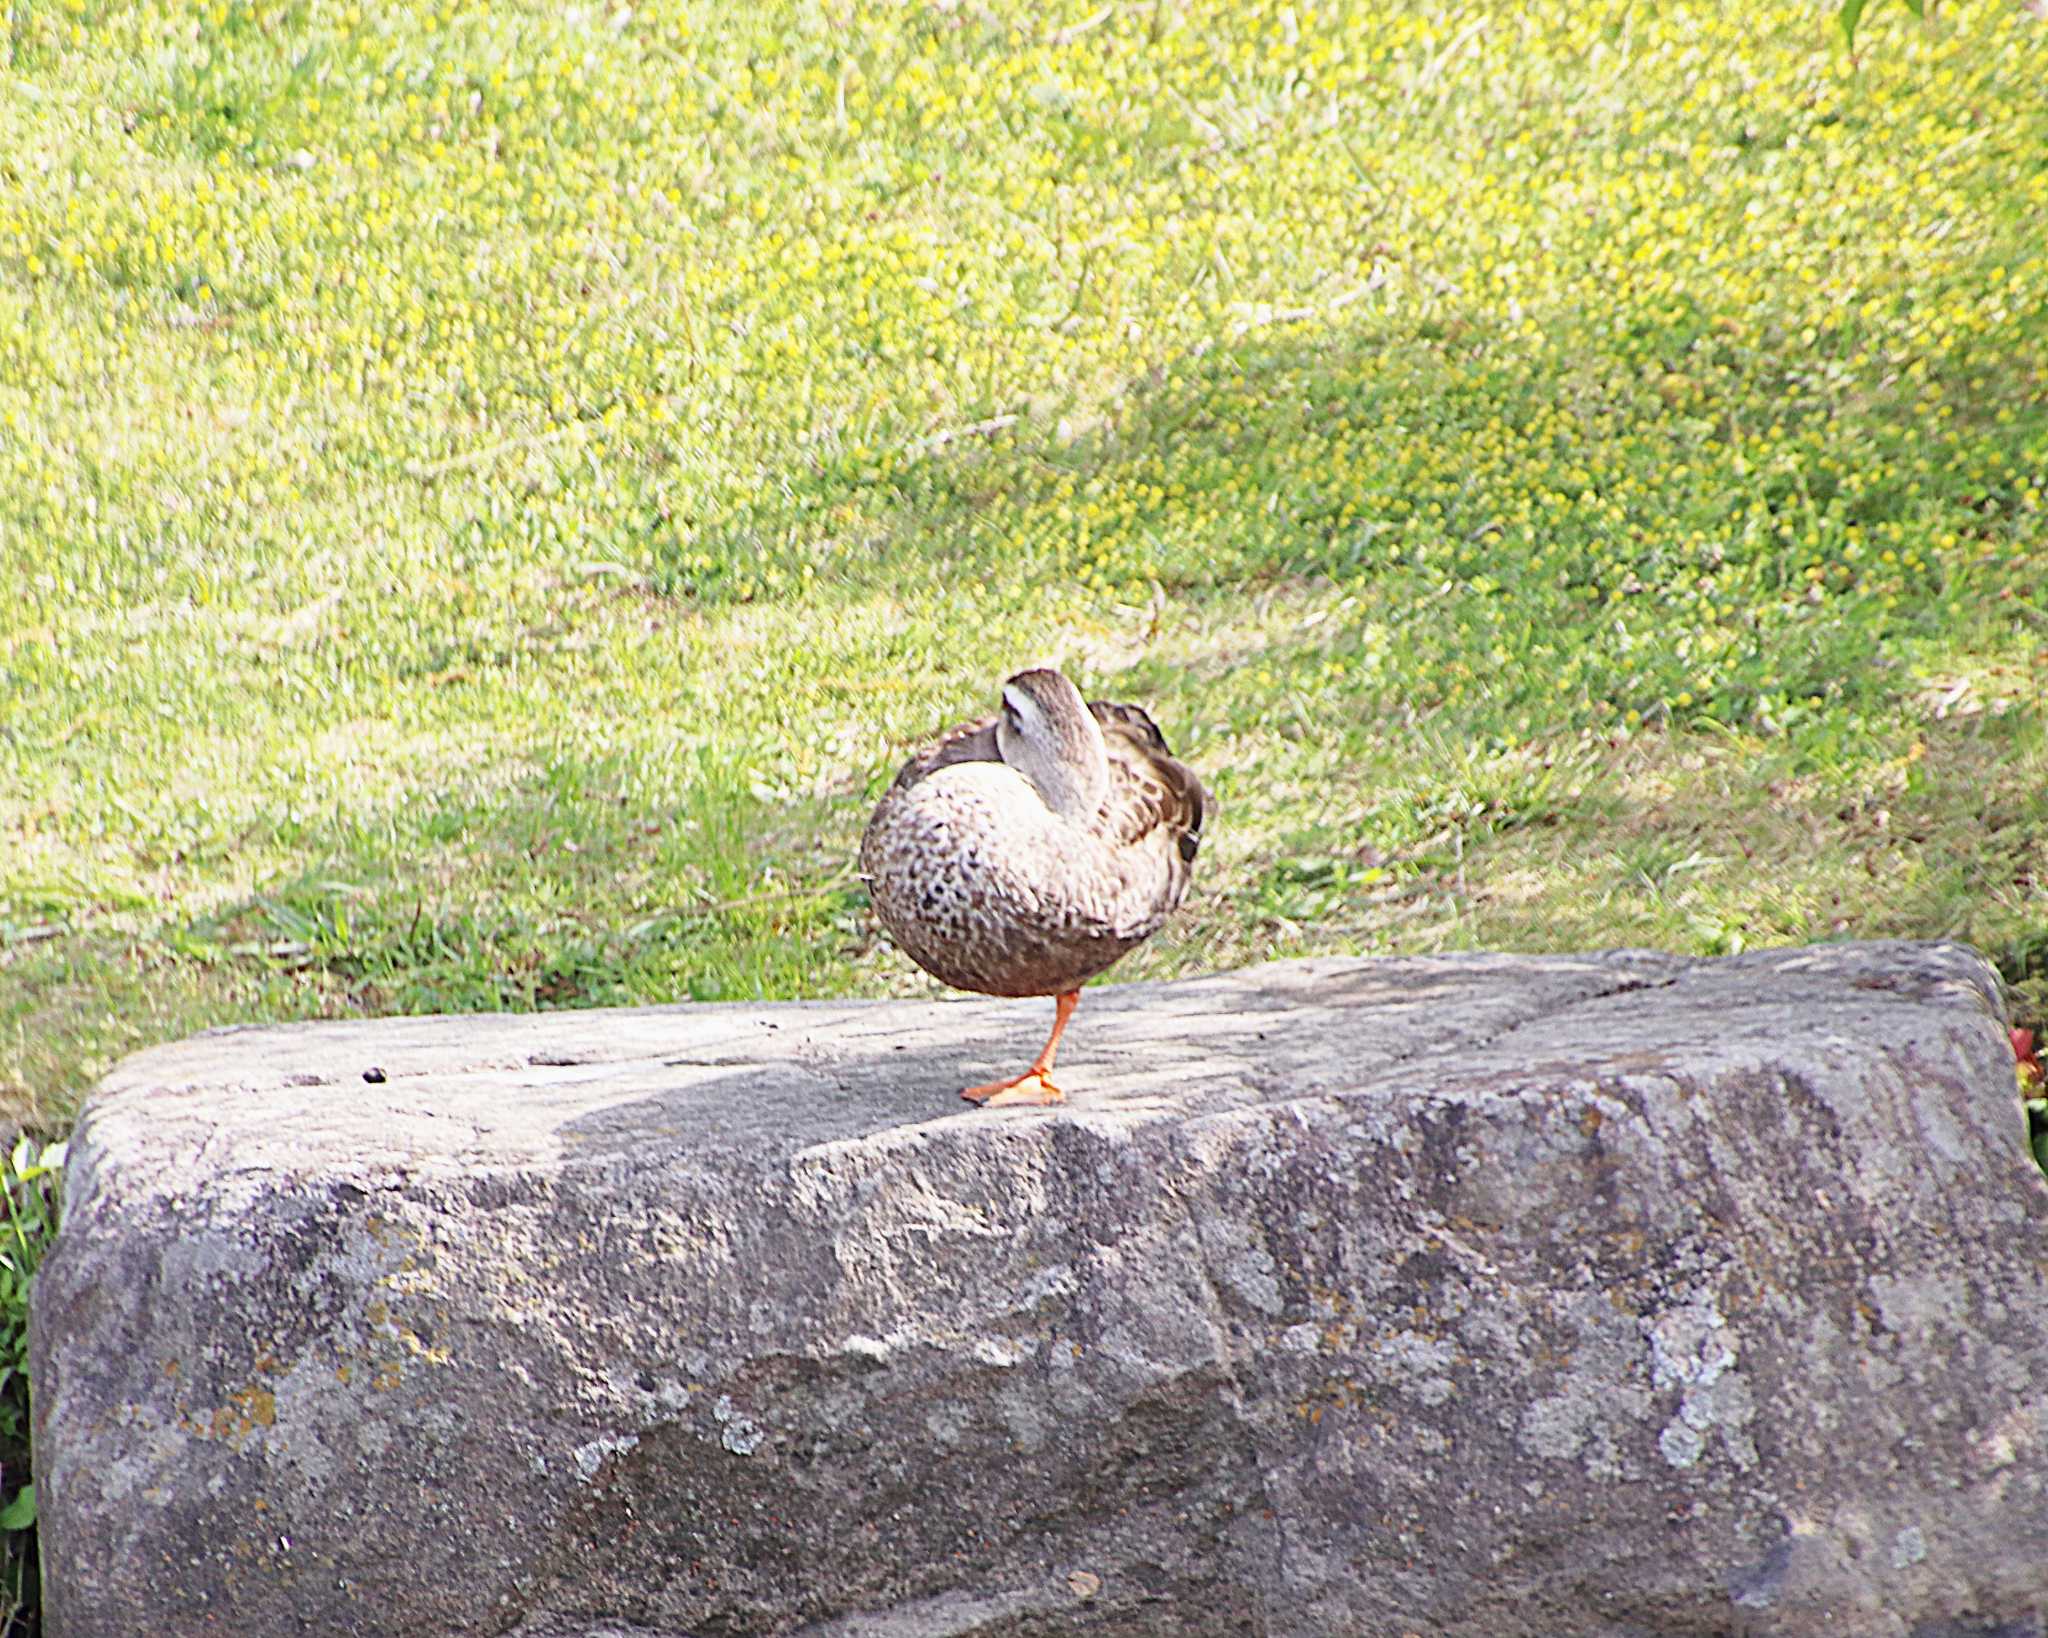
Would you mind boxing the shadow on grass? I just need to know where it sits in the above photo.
[184,750,867,1011]
[699,250,2044,743]
[0,748,872,1122]
[766,287,2047,1000]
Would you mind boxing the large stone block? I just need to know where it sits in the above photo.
[31,943,2047,1635]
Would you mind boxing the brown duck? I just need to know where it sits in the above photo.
[861,667,1207,1107]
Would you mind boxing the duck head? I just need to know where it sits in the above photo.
[995,667,1109,821]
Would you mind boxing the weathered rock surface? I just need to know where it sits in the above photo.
[32,941,2048,1636]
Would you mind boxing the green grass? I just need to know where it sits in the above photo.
[0,1134,60,1629]
[2,0,2045,1133]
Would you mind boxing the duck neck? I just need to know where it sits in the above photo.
[1026,746,1109,822]
[1002,707,1110,821]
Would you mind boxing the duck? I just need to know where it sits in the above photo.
[860,667,1207,1107]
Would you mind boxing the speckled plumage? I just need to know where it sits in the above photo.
[861,673,1206,1001]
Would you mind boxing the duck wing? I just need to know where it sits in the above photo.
[883,715,998,794]
[1089,698,1208,867]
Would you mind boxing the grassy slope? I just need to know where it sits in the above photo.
[1,0,2043,1127]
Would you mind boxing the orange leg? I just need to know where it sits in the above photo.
[961,989,1080,1107]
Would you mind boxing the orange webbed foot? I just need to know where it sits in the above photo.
[958,989,1080,1110]
[960,1071,1065,1107]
